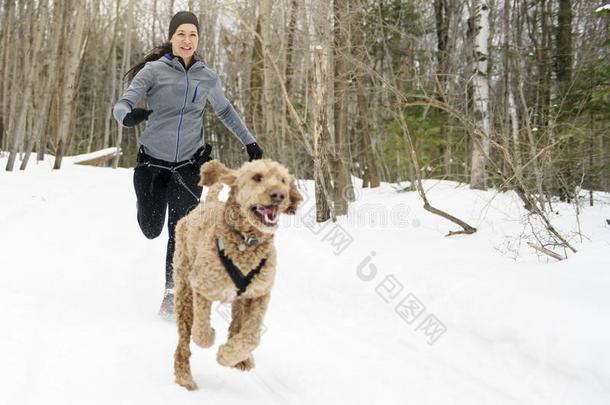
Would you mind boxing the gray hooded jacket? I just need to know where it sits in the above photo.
[113,54,256,162]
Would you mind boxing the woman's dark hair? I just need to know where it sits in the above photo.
[124,42,172,83]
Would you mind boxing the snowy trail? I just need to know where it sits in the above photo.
[1,156,609,404]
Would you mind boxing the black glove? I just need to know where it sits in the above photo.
[195,143,213,166]
[123,108,153,127]
[245,142,263,161]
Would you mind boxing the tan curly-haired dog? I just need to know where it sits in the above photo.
[172,158,303,390]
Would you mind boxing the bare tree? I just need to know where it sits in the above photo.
[53,0,87,170]
[311,46,334,222]
[6,2,46,170]
[114,0,134,169]
[331,0,353,214]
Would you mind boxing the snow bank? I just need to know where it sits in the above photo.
[1,154,609,404]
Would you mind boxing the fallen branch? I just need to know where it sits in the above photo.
[71,147,119,166]
[395,109,477,236]
[527,242,565,261]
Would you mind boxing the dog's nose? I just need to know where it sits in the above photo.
[270,190,286,203]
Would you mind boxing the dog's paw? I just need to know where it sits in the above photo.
[192,326,215,348]
[216,343,249,367]
[216,343,235,367]
[175,375,199,391]
[232,355,255,371]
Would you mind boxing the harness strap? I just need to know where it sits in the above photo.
[142,160,194,172]
[136,145,212,203]
[216,237,267,296]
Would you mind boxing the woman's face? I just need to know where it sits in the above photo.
[170,23,198,61]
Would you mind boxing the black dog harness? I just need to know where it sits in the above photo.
[216,237,267,296]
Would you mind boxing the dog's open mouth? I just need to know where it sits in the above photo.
[251,204,279,227]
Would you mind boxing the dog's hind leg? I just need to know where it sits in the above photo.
[173,275,198,391]
[192,292,215,348]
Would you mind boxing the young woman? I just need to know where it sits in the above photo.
[113,11,263,318]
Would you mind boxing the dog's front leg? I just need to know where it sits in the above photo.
[217,293,270,368]
[174,276,198,390]
[191,291,215,348]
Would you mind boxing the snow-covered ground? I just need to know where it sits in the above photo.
[596,4,610,13]
[1,153,609,404]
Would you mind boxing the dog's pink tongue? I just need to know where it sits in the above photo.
[256,205,275,215]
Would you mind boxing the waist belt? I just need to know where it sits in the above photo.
[137,143,212,169]
[136,144,213,202]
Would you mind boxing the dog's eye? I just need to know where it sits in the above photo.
[252,174,263,182]
[281,178,286,184]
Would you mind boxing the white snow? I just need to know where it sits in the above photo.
[63,147,119,164]
[596,4,610,13]
[1,153,609,404]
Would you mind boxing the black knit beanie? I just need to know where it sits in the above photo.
[168,11,199,40]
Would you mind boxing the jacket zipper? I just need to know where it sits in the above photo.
[174,68,189,162]
[191,82,201,103]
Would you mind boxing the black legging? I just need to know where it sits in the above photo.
[133,150,204,289]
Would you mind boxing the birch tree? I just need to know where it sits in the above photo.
[469,0,491,190]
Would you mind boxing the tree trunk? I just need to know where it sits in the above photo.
[260,0,276,156]
[53,0,87,169]
[332,0,353,214]
[282,0,299,167]
[500,0,522,176]
[434,0,454,177]
[198,0,219,68]
[36,0,66,163]
[469,0,491,190]
[0,0,13,150]
[6,2,45,170]
[248,15,264,138]
[152,0,158,42]
[357,84,380,188]
[352,0,379,188]
[114,0,134,169]
[85,0,103,154]
[19,2,64,166]
[3,0,18,155]
[11,2,48,170]
[104,0,121,150]
[312,46,333,222]
[169,0,175,16]
[555,0,572,89]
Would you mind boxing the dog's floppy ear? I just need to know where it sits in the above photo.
[285,177,303,215]
[199,160,237,187]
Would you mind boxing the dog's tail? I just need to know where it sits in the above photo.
[205,183,223,203]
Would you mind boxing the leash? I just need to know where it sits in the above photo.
[139,159,202,202]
